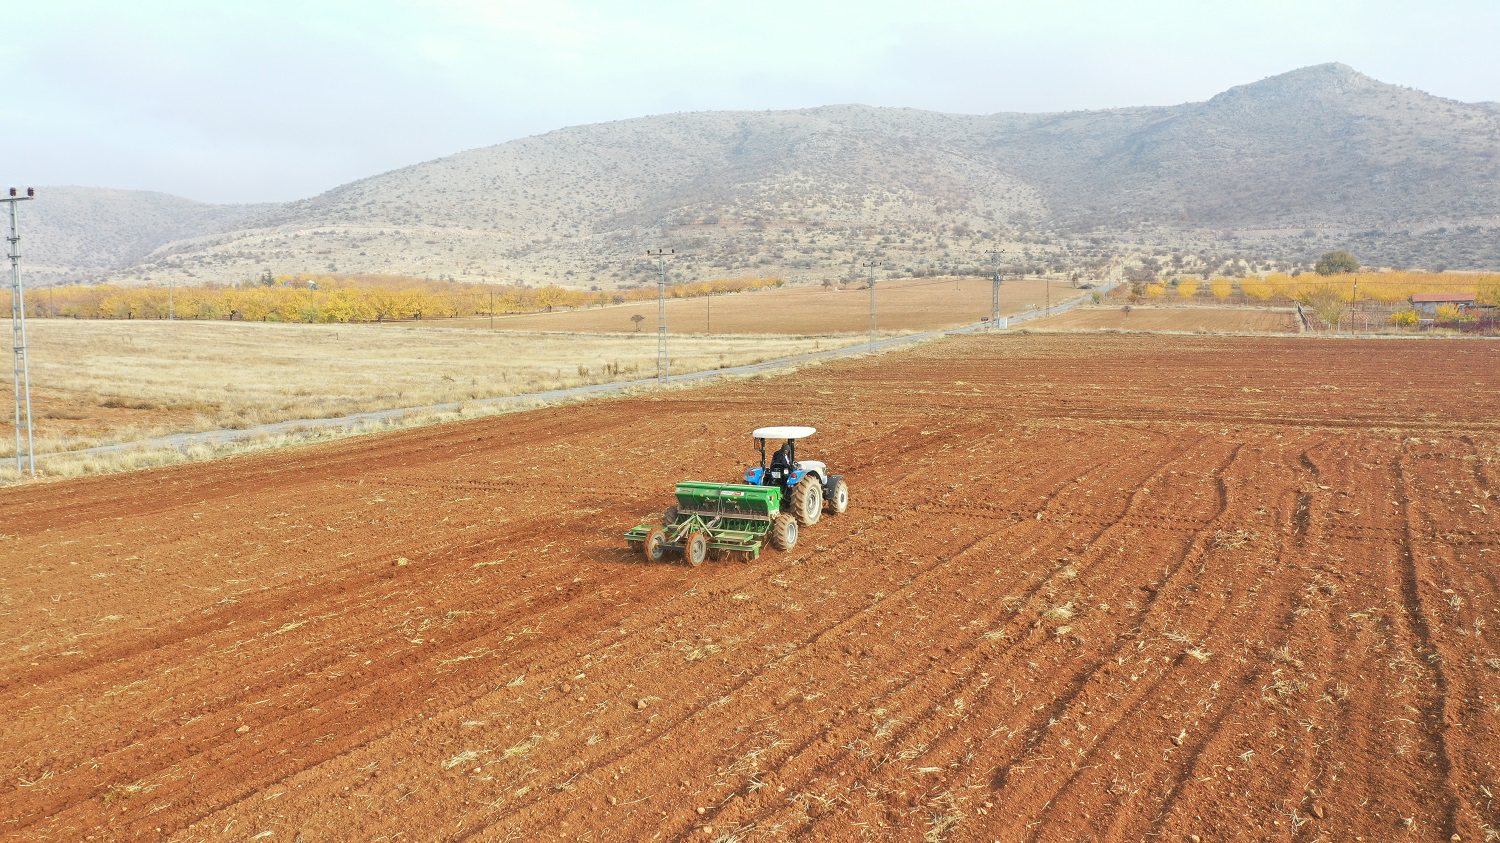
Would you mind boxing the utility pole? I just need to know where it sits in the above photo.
[1350,273,1360,333]
[705,291,711,335]
[647,249,673,380]
[863,260,879,351]
[6,188,35,477]
[988,248,1004,330]
[489,288,495,331]
[168,278,174,320]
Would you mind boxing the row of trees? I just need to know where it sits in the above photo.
[24,274,784,323]
[1135,271,1500,306]
[1128,270,1499,331]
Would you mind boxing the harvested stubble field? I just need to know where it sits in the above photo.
[1,319,851,461]
[1031,305,1297,333]
[3,334,1499,842]
[448,277,1078,335]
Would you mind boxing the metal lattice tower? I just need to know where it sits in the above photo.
[6,188,36,476]
[648,249,673,380]
[988,248,1005,330]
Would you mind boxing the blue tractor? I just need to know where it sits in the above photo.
[742,426,849,527]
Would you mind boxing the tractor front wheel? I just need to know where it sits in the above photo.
[644,528,669,563]
[770,513,799,551]
[791,475,823,526]
[826,477,849,514]
[683,531,708,567]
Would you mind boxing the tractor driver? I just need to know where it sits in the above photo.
[770,442,794,471]
[762,442,794,485]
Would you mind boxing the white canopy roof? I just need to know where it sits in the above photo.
[753,426,816,440]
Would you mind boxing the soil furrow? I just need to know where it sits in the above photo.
[3,333,1498,841]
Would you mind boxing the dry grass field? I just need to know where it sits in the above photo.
[1,319,856,467]
[0,278,1081,480]
[442,277,1081,335]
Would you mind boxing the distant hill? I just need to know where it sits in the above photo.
[26,64,1500,285]
[18,188,268,285]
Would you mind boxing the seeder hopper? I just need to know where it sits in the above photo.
[624,481,796,565]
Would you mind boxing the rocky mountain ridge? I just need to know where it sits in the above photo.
[23,63,1500,286]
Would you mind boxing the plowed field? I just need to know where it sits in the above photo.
[456,277,1077,335]
[3,334,1498,843]
[1032,305,1297,333]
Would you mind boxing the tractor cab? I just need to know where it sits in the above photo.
[744,426,824,489]
[742,425,847,527]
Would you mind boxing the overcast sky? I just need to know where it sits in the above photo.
[4,0,1496,205]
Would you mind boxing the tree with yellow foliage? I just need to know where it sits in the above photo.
[1433,303,1469,323]
[365,289,410,322]
[1390,309,1419,328]
[1240,278,1273,301]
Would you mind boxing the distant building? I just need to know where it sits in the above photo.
[1410,292,1476,316]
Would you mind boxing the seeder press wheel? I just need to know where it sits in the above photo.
[683,531,708,567]
[644,528,669,564]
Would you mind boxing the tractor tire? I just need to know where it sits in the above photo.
[683,531,708,567]
[770,513,799,551]
[826,477,849,515]
[791,475,823,526]
[662,505,679,527]
[644,528,669,564]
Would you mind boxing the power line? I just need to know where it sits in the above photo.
[6,187,36,477]
[647,249,673,381]
[987,248,1005,330]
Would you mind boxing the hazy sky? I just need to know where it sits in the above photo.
[5,0,1496,204]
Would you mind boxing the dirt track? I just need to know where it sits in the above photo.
[3,334,1498,842]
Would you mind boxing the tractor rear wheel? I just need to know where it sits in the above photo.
[791,475,823,526]
[770,513,798,551]
[826,477,849,514]
[683,531,708,567]
[662,505,679,527]
[644,528,669,563]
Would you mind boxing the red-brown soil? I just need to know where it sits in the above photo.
[1032,305,1297,333]
[2,334,1498,842]
[442,277,1078,335]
